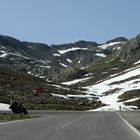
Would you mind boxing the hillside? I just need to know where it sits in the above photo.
[61,34,140,110]
[0,35,126,80]
[1,34,140,111]
[0,66,103,110]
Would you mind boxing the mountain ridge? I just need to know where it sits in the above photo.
[1,34,140,111]
[0,34,127,80]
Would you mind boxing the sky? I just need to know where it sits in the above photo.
[0,0,140,45]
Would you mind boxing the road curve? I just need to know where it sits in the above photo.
[0,111,140,140]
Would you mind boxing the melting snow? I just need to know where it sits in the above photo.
[66,58,72,63]
[46,84,70,91]
[9,52,30,59]
[62,77,92,85]
[51,93,69,99]
[78,58,82,64]
[85,66,140,111]
[0,51,8,57]
[35,60,49,64]
[134,60,140,65]
[67,94,95,99]
[39,76,46,79]
[58,47,88,54]
[80,66,90,69]
[0,53,8,58]
[123,97,140,103]
[0,51,31,59]
[40,65,51,68]
[60,63,68,68]
[95,53,106,57]
[51,93,95,100]
[0,103,11,111]
[110,68,119,70]
[98,42,122,49]
[53,54,61,57]
[28,71,34,76]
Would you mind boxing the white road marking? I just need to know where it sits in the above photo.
[0,119,25,125]
[61,122,71,128]
[0,115,52,125]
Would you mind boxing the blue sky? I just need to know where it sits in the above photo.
[0,0,140,45]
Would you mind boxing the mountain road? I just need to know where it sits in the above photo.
[0,111,140,140]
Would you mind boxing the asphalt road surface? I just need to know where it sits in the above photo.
[0,111,140,140]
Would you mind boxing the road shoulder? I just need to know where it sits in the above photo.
[119,111,140,132]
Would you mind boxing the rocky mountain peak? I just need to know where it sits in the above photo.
[106,37,128,44]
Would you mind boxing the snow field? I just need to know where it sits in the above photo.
[85,65,140,111]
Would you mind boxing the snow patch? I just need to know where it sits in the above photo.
[0,53,8,58]
[53,54,61,57]
[123,97,140,103]
[110,68,119,70]
[28,71,34,76]
[51,93,96,100]
[80,66,90,69]
[134,60,140,65]
[95,53,106,57]
[98,42,122,49]
[46,84,70,91]
[0,103,11,111]
[85,67,140,96]
[67,94,95,99]
[0,50,8,57]
[58,47,88,54]
[40,65,51,68]
[39,76,46,79]
[85,73,93,77]
[35,60,49,64]
[8,52,31,59]
[51,93,69,99]
[60,63,68,68]
[62,77,92,85]
[78,58,82,64]
[66,58,72,63]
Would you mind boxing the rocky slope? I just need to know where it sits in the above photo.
[0,66,103,110]
[2,34,140,111]
[60,34,140,110]
[0,35,126,80]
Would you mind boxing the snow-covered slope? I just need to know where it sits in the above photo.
[84,63,140,111]
[60,58,140,111]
